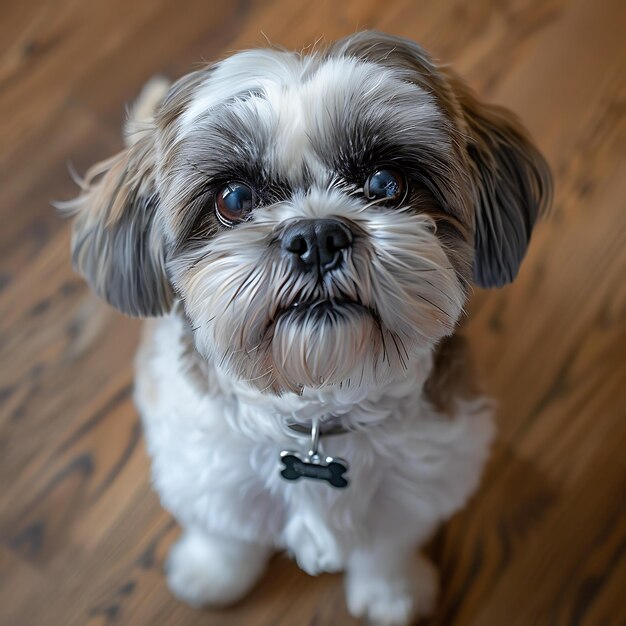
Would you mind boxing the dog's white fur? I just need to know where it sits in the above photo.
[135,311,494,624]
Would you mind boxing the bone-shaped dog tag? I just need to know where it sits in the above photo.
[280,451,349,488]
[280,417,349,488]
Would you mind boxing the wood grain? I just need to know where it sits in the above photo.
[1,0,625,624]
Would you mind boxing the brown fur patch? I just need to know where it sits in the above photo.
[423,332,482,415]
[441,67,552,288]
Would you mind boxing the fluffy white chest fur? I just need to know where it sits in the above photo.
[135,312,494,621]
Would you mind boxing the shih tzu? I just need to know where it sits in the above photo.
[64,32,551,625]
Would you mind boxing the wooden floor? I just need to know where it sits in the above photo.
[1,0,625,624]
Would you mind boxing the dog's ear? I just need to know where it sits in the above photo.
[447,74,552,288]
[64,131,173,317]
[329,31,552,288]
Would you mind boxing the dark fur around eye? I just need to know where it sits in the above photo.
[313,121,467,224]
[172,170,301,251]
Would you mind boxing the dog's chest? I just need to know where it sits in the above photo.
[134,315,475,547]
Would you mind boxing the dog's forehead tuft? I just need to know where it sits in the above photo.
[177,51,442,182]
[180,49,313,131]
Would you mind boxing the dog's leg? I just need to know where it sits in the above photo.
[165,527,271,607]
[283,511,346,575]
[345,540,438,626]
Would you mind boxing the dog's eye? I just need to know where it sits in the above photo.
[364,168,407,206]
[215,182,256,226]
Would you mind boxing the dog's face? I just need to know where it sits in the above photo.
[69,32,551,394]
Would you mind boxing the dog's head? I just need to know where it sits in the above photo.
[67,32,551,394]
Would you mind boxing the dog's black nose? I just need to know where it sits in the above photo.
[281,219,352,274]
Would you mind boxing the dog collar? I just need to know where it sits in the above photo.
[284,415,349,437]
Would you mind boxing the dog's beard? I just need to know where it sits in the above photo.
[270,301,380,389]
[172,202,466,394]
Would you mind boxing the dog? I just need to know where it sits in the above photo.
[64,31,551,626]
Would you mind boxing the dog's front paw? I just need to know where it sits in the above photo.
[284,516,345,575]
[165,530,269,608]
[345,555,438,626]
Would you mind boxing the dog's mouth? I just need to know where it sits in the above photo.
[275,297,373,324]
